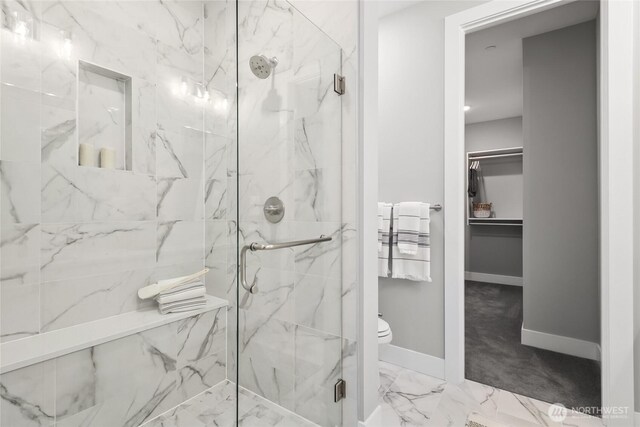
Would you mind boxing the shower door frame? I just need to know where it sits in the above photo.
[443,0,636,420]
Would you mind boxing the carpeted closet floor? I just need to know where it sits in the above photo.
[465,280,601,413]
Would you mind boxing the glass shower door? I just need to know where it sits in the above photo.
[235,2,344,426]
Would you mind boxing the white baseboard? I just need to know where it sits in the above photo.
[521,325,600,361]
[465,271,523,286]
[359,405,382,427]
[379,344,445,379]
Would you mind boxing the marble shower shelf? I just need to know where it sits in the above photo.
[0,295,228,374]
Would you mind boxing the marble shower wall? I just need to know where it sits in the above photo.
[1,307,227,426]
[1,0,358,425]
[1,0,235,424]
[0,0,235,342]
[232,1,358,426]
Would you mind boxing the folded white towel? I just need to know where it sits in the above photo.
[158,296,207,315]
[378,203,393,278]
[391,203,431,282]
[138,268,209,299]
[397,202,429,255]
[156,281,205,305]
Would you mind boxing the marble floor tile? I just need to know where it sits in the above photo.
[466,411,542,427]
[380,370,446,426]
[145,363,605,427]
[378,361,404,397]
[561,411,606,427]
[178,380,237,427]
[143,380,318,427]
[424,381,501,427]
[496,391,562,427]
[455,380,501,417]
[377,364,604,427]
[238,388,316,427]
[145,410,206,427]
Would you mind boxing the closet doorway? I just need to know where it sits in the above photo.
[465,0,600,411]
[444,0,635,420]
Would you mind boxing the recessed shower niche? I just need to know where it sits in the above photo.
[77,60,132,170]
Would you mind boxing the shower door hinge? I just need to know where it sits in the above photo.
[334,379,346,402]
[334,74,345,96]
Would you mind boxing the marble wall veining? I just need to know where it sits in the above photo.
[1,0,358,425]
[230,1,358,426]
[0,0,234,343]
[1,308,227,427]
[290,2,359,425]
[1,0,234,424]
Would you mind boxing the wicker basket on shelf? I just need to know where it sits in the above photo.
[472,202,492,218]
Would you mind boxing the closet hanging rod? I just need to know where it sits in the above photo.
[468,153,523,161]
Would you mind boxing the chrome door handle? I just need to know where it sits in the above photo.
[239,235,332,294]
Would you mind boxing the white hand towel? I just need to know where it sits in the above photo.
[391,203,431,282]
[397,202,427,255]
[156,281,205,304]
[378,203,393,277]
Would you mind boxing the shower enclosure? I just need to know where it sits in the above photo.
[0,0,358,426]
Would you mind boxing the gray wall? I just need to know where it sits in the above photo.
[522,21,600,344]
[465,117,523,278]
[378,0,486,358]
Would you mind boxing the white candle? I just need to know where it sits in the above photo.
[78,143,95,167]
[100,148,116,169]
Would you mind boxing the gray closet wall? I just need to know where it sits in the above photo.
[522,20,599,344]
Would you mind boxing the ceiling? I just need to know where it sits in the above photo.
[378,0,422,18]
[465,0,599,124]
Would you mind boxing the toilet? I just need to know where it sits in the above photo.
[378,317,392,345]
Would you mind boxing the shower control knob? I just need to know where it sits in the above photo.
[263,196,285,223]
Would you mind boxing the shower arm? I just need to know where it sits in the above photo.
[239,235,332,294]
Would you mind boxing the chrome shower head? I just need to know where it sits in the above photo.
[249,55,278,79]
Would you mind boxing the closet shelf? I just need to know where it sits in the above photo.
[468,146,523,159]
[0,295,228,374]
[469,218,523,226]
[467,146,524,225]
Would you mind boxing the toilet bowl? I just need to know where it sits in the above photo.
[378,317,392,345]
